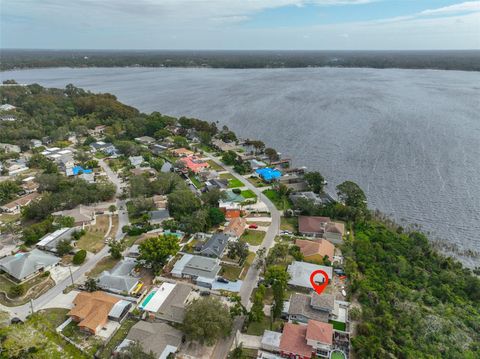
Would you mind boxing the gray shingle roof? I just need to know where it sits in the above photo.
[126,321,182,358]
[197,233,230,258]
[97,258,139,294]
[0,249,59,281]
[288,293,329,322]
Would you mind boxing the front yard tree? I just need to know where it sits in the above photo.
[265,265,290,319]
[85,278,99,292]
[249,284,266,323]
[117,341,155,359]
[167,189,201,218]
[304,171,325,194]
[227,241,249,264]
[183,297,233,345]
[109,239,125,260]
[138,235,180,274]
[265,148,279,162]
[56,239,73,256]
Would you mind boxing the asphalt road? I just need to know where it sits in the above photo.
[1,159,129,320]
[208,154,280,359]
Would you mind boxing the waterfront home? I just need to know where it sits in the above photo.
[279,320,333,359]
[298,216,345,241]
[0,249,60,283]
[287,261,333,290]
[256,167,282,182]
[287,292,335,324]
[290,191,333,207]
[1,192,40,214]
[295,239,335,262]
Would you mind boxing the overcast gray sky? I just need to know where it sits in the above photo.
[1,0,479,49]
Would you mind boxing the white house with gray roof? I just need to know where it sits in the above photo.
[36,227,77,254]
[287,261,333,290]
[171,254,221,288]
[97,258,139,295]
[0,249,60,282]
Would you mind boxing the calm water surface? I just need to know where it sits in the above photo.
[2,67,480,265]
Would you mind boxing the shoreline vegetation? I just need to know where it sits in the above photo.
[0,82,479,357]
[1,49,480,72]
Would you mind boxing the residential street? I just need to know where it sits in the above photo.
[1,159,129,320]
[207,154,280,359]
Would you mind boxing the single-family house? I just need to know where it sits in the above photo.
[256,167,282,182]
[151,144,169,155]
[160,161,173,173]
[117,321,183,359]
[170,147,194,157]
[90,141,118,157]
[171,254,221,288]
[224,217,247,238]
[68,291,131,335]
[287,293,334,323]
[298,216,332,238]
[134,136,156,145]
[30,139,43,148]
[36,227,77,254]
[52,205,95,227]
[128,156,144,168]
[180,156,209,173]
[148,209,170,225]
[88,125,107,138]
[21,176,38,194]
[97,258,140,295]
[295,239,335,262]
[0,115,16,122]
[287,261,333,290]
[279,320,333,359]
[0,104,16,111]
[195,233,230,258]
[1,192,40,214]
[261,330,282,353]
[139,282,193,324]
[290,192,334,207]
[5,158,28,176]
[0,249,60,282]
[204,178,228,192]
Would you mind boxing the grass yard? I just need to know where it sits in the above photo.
[247,176,266,187]
[207,160,224,171]
[1,310,88,359]
[330,320,347,331]
[240,252,256,280]
[245,316,283,336]
[241,230,265,246]
[76,215,111,253]
[220,265,242,281]
[0,213,20,225]
[189,175,204,189]
[228,178,244,188]
[280,216,297,232]
[241,189,257,199]
[263,189,291,210]
[87,256,119,278]
[98,318,138,359]
[220,172,236,180]
[0,273,53,306]
[62,321,103,357]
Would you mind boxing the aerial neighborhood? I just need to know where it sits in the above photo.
[0,83,372,358]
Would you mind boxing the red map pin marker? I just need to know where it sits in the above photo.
[309,269,329,295]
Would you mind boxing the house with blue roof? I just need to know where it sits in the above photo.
[256,167,282,182]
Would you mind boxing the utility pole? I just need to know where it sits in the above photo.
[30,299,34,315]
[68,265,74,286]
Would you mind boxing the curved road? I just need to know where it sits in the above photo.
[208,154,280,359]
[1,159,128,320]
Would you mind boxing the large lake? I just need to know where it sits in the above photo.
[2,67,480,265]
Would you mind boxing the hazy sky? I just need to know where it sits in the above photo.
[1,0,479,50]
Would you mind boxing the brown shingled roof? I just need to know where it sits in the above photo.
[295,239,335,261]
[279,323,313,358]
[68,291,120,334]
[298,216,331,234]
[306,320,333,345]
[224,217,246,238]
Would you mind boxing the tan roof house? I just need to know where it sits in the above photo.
[170,147,194,157]
[224,217,247,238]
[298,216,331,237]
[68,291,125,335]
[52,205,95,227]
[1,192,40,214]
[295,239,335,262]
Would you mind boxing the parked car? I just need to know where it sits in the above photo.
[200,291,211,296]
[10,317,23,325]
[217,277,229,283]
[249,224,258,229]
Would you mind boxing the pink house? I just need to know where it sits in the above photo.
[180,156,209,173]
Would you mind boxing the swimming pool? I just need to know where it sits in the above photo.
[140,290,156,309]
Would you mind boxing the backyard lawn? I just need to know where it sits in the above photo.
[76,215,111,253]
[189,174,204,189]
[220,265,242,281]
[241,189,257,199]
[247,176,266,187]
[228,178,244,188]
[220,172,236,180]
[87,256,119,278]
[62,321,103,357]
[241,230,265,246]
[240,252,256,280]
[263,189,291,210]
[207,160,224,171]
[245,316,283,335]
[280,216,297,232]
